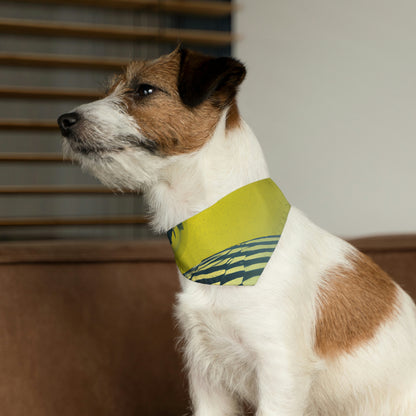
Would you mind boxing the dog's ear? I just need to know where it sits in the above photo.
[178,48,246,108]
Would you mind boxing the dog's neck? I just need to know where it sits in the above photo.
[145,112,270,233]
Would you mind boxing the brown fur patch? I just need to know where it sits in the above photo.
[226,99,241,130]
[108,50,224,156]
[315,251,398,358]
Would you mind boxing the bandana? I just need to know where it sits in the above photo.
[167,178,290,286]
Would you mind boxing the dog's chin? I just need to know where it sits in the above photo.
[62,138,160,192]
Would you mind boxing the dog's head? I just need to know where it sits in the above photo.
[58,47,246,191]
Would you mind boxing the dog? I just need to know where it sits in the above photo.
[58,47,416,415]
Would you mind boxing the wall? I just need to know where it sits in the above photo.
[234,0,416,238]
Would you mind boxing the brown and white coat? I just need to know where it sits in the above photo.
[58,48,416,416]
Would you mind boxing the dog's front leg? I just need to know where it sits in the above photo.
[189,368,241,416]
[254,348,312,416]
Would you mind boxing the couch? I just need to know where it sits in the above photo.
[0,235,414,415]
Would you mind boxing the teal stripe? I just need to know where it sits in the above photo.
[193,248,275,272]
[188,267,266,285]
[191,236,279,263]
[183,235,280,286]
[189,256,272,279]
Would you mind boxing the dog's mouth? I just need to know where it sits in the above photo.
[64,134,124,156]
[58,115,126,157]
[58,112,159,159]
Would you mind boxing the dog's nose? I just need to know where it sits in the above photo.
[57,112,80,136]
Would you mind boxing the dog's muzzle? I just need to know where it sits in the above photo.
[57,112,80,137]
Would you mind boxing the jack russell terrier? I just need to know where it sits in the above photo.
[58,47,416,415]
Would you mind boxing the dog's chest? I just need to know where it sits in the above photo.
[176,288,257,394]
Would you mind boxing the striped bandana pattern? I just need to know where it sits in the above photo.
[167,179,290,286]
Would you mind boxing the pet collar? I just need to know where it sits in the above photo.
[167,178,290,286]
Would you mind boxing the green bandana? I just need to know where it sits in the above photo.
[167,178,290,286]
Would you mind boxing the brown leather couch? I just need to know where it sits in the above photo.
[0,235,415,416]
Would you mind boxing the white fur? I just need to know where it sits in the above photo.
[63,89,167,191]
[64,97,416,415]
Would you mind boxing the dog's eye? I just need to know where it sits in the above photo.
[134,84,156,98]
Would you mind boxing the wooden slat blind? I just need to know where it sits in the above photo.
[0,18,235,47]
[0,186,129,194]
[0,216,147,227]
[0,120,58,130]
[0,0,234,239]
[0,153,63,162]
[10,0,235,17]
[0,87,102,101]
[0,53,129,70]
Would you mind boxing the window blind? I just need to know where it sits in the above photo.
[0,0,234,240]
